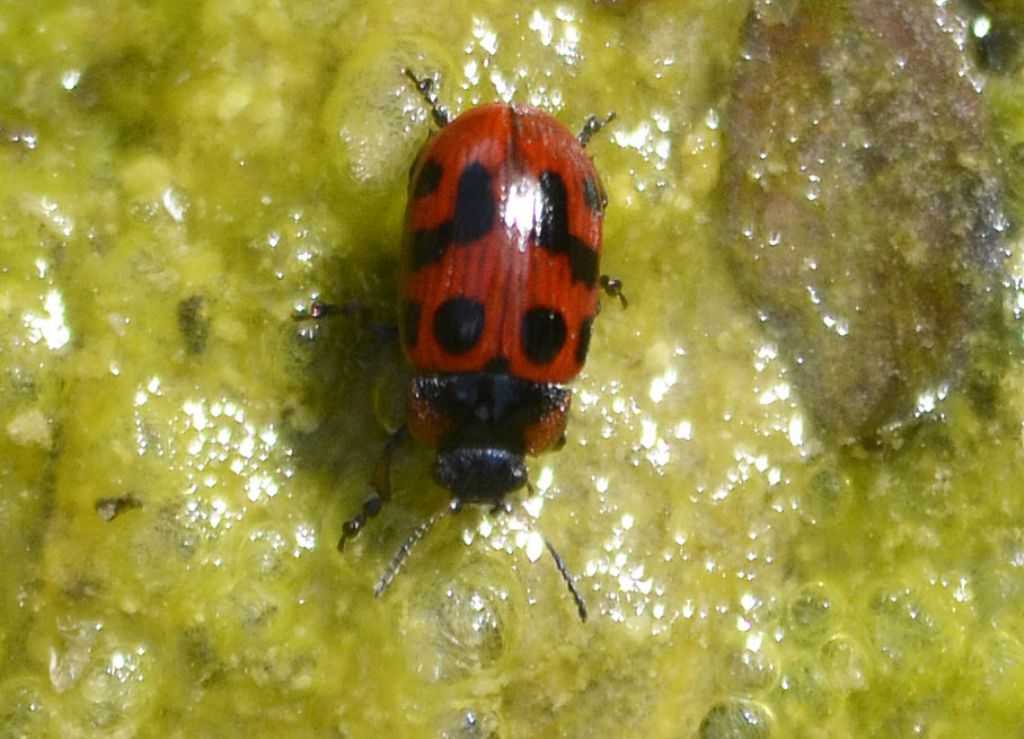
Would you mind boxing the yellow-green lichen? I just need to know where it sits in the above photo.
[1,0,1023,737]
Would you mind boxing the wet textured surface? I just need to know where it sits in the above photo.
[722,0,1009,444]
[0,0,1023,736]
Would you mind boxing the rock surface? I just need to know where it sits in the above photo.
[722,0,1007,443]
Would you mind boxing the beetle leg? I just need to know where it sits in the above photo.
[293,299,399,342]
[337,425,410,551]
[402,67,451,128]
[577,112,616,147]
[292,299,359,321]
[599,274,628,309]
[490,500,513,517]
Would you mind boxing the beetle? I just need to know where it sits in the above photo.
[337,69,623,621]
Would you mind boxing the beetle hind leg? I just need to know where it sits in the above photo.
[401,67,451,128]
[578,112,616,147]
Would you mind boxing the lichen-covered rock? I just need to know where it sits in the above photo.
[722,0,1007,443]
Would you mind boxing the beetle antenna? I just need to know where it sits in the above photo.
[521,484,588,622]
[374,498,460,597]
[544,536,589,622]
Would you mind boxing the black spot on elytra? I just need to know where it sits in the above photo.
[536,170,599,287]
[568,240,598,287]
[402,301,421,347]
[413,159,444,198]
[522,307,567,365]
[452,162,495,244]
[537,171,570,250]
[411,220,452,270]
[434,297,485,355]
[576,316,594,366]
[582,175,606,213]
[409,162,493,271]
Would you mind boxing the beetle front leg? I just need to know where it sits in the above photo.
[337,425,410,551]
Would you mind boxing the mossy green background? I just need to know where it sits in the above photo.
[1,1,1023,737]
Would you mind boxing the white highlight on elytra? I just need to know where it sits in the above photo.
[503,177,543,246]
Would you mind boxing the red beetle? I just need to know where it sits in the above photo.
[338,70,622,620]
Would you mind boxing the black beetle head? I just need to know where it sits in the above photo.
[434,447,527,504]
